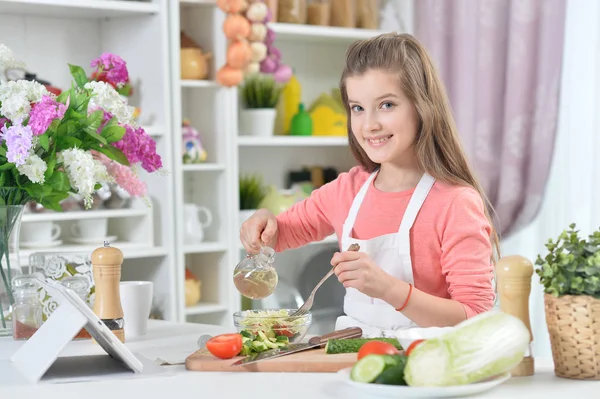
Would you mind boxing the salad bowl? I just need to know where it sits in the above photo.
[233,309,312,344]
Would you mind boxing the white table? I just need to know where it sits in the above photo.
[1,320,598,399]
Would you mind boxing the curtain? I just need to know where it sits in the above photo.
[414,0,567,237]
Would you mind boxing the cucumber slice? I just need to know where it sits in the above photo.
[350,355,388,383]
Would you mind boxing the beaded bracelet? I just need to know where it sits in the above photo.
[396,283,413,311]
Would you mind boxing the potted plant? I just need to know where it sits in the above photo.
[239,74,282,137]
[0,44,163,336]
[535,223,600,380]
[239,174,266,229]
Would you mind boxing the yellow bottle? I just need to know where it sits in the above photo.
[277,74,301,135]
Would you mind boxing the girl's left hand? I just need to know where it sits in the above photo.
[331,250,392,299]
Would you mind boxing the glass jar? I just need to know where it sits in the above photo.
[11,276,42,340]
[307,0,330,26]
[61,276,92,340]
[233,246,278,299]
[278,0,307,24]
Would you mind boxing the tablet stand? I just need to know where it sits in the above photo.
[2,278,161,384]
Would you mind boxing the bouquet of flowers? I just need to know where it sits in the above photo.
[0,44,162,209]
[0,44,163,333]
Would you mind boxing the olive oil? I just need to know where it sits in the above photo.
[233,246,278,299]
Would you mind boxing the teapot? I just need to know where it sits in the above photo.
[183,203,212,244]
[180,48,212,80]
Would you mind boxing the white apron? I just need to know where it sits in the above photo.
[334,171,436,337]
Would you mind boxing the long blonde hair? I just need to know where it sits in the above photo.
[339,32,501,263]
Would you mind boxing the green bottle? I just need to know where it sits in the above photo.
[290,103,313,136]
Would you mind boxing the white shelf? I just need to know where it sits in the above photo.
[0,0,160,18]
[20,244,167,264]
[22,208,149,223]
[237,135,348,147]
[183,242,228,254]
[185,303,228,316]
[180,79,220,88]
[141,125,165,137]
[182,163,225,172]
[179,0,215,6]
[270,23,386,43]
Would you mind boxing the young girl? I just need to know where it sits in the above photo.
[240,33,498,334]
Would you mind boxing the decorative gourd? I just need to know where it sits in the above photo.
[216,65,244,87]
[246,2,268,22]
[250,42,267,62]
[223,14,251,39]
[248,23,268,42]
[216,0,248,13]
[227,40,252,68]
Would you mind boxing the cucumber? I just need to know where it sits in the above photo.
[350,354,388,383]
[325,338,403,354]
[374,356,408,385]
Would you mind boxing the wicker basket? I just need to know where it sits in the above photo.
[544,293,600,379]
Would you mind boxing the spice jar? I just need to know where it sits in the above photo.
[12,276,43,340]
[62,276,92,340]
[278,0,307,24]
[307,0,330,26]
[233,246,278,299]
[330,0,355,27]
[355,0,379,29]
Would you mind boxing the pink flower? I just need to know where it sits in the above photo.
[113,125,163,173]
[91,53,129,86]
[28,95,66,136]
[95,152,147,197]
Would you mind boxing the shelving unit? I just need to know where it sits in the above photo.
[165,0,413,331]
[1,0,178,321]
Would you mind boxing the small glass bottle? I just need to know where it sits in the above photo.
[233,246,278,299]
[62,276,92,340]
[12,276,43,340]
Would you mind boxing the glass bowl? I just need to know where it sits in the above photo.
[233,309,312,344]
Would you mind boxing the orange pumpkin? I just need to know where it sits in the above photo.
[223,14,251,40]
[227,40,252,69]
[216,0,248,13]
[216,65,244,87]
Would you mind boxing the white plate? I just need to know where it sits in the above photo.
[337,368,511,398]
[20,239,63,248]
[70,235,117,245]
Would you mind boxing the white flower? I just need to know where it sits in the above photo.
[0,80,48,122]
[57,148,112,208]
[17,153,47,183]
[0,44,26,71]
[84,81,137,126]
[45,257,67,279]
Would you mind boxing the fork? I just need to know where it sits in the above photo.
[287,243,360,319]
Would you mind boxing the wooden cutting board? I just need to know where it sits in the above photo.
[185,347,357,373]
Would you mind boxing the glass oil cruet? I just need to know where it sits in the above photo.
[233,246,278,299]
[11,275,43,340]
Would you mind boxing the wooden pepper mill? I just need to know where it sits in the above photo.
[92,241,125,343]
[495,255,535,377]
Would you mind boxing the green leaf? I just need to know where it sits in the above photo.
[38,134,50,151]
[87,109,104,131]
[56,136,82,151]
[39,193,70,212]
[46,171,71,192]
[91,144,129,166]
[68,64,89,88]
[0,146,6,157]
[23,183,53,201]
[85,129,107,145]
[44,158,56,180]
[0,162,12,172]
[94,183,102,190]
[57,89,70,104]
[57,119,79,137]
[0,173,5,187]
[101,125,125,143]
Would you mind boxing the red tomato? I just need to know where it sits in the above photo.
[357,341,400,360]
[273,324,294,337]
[405,339,425,356]
[206,333,243,359]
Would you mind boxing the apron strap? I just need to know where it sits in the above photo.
[397,173,436,253]
[342,172,377,239]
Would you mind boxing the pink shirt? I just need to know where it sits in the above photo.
[275,166,495,318]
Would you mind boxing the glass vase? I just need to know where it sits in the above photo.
[0,205,24,337]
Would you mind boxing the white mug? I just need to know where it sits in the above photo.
[120,281,153,338]
[21,221,61,243]
[71,218,108,240]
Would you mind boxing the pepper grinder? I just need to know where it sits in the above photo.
[495,255,535,377]
[92,240,125,343]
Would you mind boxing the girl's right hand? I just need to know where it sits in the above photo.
[240,208,278,254]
